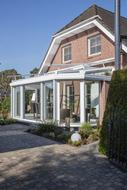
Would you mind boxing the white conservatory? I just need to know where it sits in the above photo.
[10,62,113,127]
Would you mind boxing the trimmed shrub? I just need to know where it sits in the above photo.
[99,69,127,155]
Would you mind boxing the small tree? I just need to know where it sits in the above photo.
[0,69,19,98]
[30,67,39,75]
[0,97,10,119]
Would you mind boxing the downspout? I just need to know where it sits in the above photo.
[115,0,121,70]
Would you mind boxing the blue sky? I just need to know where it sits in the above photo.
[0,0,126,74]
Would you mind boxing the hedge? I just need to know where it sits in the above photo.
[99,69,127,155]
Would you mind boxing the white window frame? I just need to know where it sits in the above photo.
[88,35,101,56]
[62,45,72,63]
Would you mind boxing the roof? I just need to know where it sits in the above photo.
[56,4,127,36]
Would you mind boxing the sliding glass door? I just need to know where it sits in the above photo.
[85,82,99,124]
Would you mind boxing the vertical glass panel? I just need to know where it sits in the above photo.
[60,80,80,125]
[45,82,53,120]
[24,83,40,121]
[85,82,99,124]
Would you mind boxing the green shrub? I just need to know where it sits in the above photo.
[34,122,72,143]
[5,118,16,125]
[99,69,127,155]
[0,119,5,125]
[36,122,57,135]
[79,122,93,139]
[0,118,16,125]
[56,131,72,143]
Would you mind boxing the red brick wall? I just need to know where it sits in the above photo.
[99,81,109,124]
[48,27,115,72]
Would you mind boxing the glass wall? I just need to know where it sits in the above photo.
[24,84,40,120]
[85,82,99,124]
[60,80,80,125]
[44,81,53,120]
[14,86,21,117]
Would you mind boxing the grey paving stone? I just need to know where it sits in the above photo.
[0,124,127,190]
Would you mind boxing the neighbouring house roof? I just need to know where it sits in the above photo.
[56,4,127,36]
[38,4,127,74]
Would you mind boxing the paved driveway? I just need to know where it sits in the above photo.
[0,124,127,190]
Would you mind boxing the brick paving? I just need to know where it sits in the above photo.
[0,124,127,190]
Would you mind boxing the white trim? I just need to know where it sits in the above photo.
[11,73,85,86]
[10,87,13,117]
[53,15,102,38]
[13,117,42,124]
[40,82,44,121]
[13,117,82,127]
[43,82,46,120]
[53,80,57,121]
[13,87,16,117]
[56,81,60,123]
[20,86,24,119]
[80,81,86,123]
[11,66,113,87]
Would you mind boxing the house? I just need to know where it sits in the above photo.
[10,4,127,127]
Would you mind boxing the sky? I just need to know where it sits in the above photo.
[0,0,127,74]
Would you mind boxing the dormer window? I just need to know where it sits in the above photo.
[62,45,72,63]
[88,35,101,56]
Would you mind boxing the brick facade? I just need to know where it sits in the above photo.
[48,27,115,72]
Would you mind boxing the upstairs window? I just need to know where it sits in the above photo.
[88,35,101,56]
[62,45,72,63]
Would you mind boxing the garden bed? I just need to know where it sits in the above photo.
[28,122,100,146]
